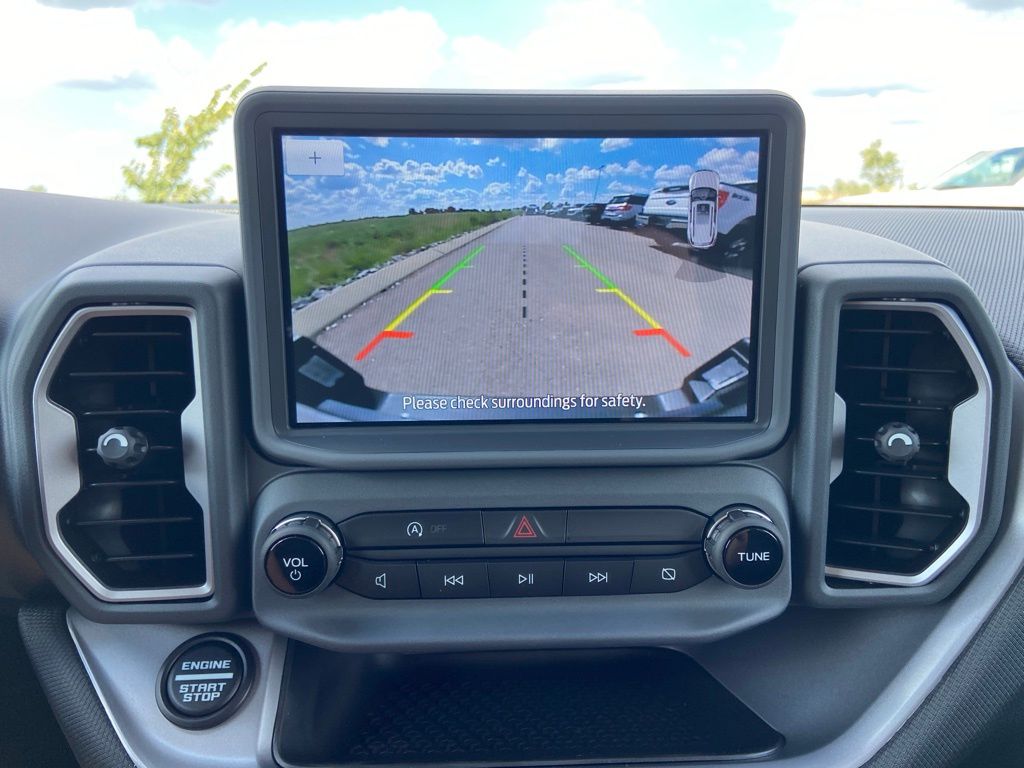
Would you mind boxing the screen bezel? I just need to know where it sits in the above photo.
[236,88,803,468]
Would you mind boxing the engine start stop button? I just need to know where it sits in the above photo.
[159,634,252,728]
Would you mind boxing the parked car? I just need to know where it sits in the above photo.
[599,192,648,227]
[636,185,689,229]
[566,203,587,219]
[522,204,542,215]
[579,202,607,223]
[714,181,757,258]
[832,145,1024,207]
[687,170,721,249]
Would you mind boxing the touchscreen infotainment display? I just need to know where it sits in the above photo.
[279,133,766,424]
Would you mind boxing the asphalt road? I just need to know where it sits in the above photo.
[315,215,752,398]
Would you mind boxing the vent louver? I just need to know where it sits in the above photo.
[46,312,208,592]
[826,303,987,586]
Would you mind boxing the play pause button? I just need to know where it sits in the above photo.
[488,561,563,597]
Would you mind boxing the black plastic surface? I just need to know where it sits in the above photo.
[17,603,136,768]
[791,260,1013,606]
[801,206,1024,375]
[2,264,248,622]
[275,645,783,767]
[251,466,791,652]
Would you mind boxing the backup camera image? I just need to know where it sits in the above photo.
[280,133,763,423]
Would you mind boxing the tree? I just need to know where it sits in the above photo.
[122,63,266,203]
[26,184,47,193]
[859,139,903,192]
[815,139,903,201]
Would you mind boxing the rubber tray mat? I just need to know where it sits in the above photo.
[275,646,782,766]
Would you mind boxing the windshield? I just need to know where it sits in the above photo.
[933,147,1024,189]
[2,0,1021,208]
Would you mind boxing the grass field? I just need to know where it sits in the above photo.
[288,210,516,299]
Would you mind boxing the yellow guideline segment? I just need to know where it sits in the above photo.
[595,288,661,329]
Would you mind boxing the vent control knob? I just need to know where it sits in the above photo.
[262,513,344,597]
[96,426,149,469]
[704,507,784,589]
[874,422,921,464]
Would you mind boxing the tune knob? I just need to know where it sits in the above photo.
[262,513,344,597]
[96,426,149,469]
[704,507,784,588]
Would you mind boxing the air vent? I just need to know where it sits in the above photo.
[34,307,211,600]
[825,302,990,587]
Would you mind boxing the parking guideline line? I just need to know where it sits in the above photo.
[562,243,691,358]
[431,244,485,290]
[562,244,617,290]
[354,246,483,361]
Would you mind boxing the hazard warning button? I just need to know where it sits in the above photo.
[483,510,566,544]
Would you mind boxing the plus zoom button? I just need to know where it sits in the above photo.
[340,511,483,548]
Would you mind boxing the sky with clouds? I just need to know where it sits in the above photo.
[2,0,1022,200]
[282,135,760,228]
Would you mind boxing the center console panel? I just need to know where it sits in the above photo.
[275,645,782,767]
[252,465,791,652]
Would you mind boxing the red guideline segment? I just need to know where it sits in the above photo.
[355,330,414,361]
[633,328,691,357]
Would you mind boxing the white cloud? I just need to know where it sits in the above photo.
[7,0,1024,199]
[371,157,483,184]
[600,137,632,153]
[486,156,502,166]
[694,147,759,181]
[654,164,695,184]
[529,138,564,152]
[605,179,643,193]
[604,159,653,176]
[365,137,390,147]
[482,181,511,196]
[762,0,1024,185]
[445,0,683,90]
[0,3,447,197]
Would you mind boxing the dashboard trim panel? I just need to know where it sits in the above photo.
[32,305,214,602]
[823,301,992,587]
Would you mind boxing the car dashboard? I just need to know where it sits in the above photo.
[2,94,1024,768]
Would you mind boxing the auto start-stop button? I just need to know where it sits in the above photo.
[158,634,253,729]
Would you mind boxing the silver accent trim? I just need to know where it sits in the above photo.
[32,306,213,602]
[825,300,992,587]
[830,394,846,483]
[67,611,287,768]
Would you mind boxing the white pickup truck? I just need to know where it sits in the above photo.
[638,179,758,260]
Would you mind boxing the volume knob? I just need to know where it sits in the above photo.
[262,514,344,597]
[704,507,784,588]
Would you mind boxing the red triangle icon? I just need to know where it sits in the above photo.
[513,515,538,539]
